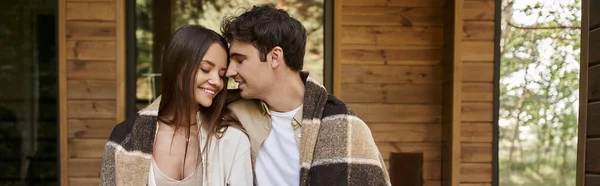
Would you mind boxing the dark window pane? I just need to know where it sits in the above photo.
[0,1,58,185]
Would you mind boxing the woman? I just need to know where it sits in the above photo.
[100,25,251,186]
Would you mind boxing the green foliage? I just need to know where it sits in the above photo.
[500,0,580,185]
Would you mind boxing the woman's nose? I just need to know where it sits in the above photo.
[208,73,221,87]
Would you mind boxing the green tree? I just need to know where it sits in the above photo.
[500,0,580,185]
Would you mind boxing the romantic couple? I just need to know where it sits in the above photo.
[100,4,390,186]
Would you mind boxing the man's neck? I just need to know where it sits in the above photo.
[263,73,305,112]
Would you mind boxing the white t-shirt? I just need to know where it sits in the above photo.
[255,105,302,186]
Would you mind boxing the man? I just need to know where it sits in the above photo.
[222,4,390,186]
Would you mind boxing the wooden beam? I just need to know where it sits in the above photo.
[341,26,444,46]
[442,0,463,186]
[349,103,442,123]
[461,123,493,143]
[68,158,103,177]
[66,41,117,60]
[69,178,100,186]
[66,21,116,41]
[116,0,125,123]
[334,0,342,98]
[577,0,589,185]
[67,80,116,99]
[587,139,600,173]
[342,0,446,7]
[59,0,69,185]
[341,65,443,84]
[591,0,600,29]
[341,7,444,27]
[67,61,116,80]
[341,83,443,104]
[463,0,494,21]
[68,119,115,139]
[67,100,116,119]
[460,163,492,182]
[66,2,116,21]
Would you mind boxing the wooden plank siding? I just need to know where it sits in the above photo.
[460,0,495,185]
[580,0,600,185]
[335,0,497,185]
[338,0,447,184]
[586,1,600,183]
[59,0,124,185]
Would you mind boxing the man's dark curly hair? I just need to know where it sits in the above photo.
[221,4,307,72]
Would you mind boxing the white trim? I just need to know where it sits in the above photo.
[106,141,153,159]
[301,118,321,125]
[138,109,158,116]
[322,114,364,124]
[301,162,312,169]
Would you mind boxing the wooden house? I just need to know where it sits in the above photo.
[577,0,600,185]
[57,0,498,185]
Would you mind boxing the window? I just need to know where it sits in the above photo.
[131,0,329,111]
[0,1,58,185]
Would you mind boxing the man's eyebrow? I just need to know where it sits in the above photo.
[230,53,246,58]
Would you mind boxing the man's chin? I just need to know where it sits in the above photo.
[239,91,254,99]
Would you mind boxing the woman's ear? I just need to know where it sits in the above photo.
[269,46,283,69]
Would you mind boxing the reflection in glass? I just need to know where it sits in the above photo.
[0,1,58,185]
[135,0,324,110]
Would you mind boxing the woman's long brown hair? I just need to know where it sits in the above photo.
[156,25,230,173]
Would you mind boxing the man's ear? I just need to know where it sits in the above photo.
[269,46,283,69]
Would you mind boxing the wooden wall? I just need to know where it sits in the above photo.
[578,0,600,185]
[58,0,125,185]
[333,0,496,185]
[459,0,495,185]
[336,0,445,185]
[56,0,497,185]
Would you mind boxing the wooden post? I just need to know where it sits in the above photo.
[576,0,589,185]
[60,0,124,184]
[442,0,463,186]
[333,0,342,98]
[58,0,68,184]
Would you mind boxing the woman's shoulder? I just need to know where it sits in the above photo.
[108,114,157,144]
[107,115,137,143]
[221,126,249,141]
[214,126,250,149]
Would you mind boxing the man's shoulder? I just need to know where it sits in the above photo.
[320,94,370,130]
[321,94,356,119]
[227,99,263,114]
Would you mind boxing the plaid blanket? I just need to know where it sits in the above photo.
[230,73,391,185]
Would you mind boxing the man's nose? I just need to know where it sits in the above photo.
[226,63,237,78]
